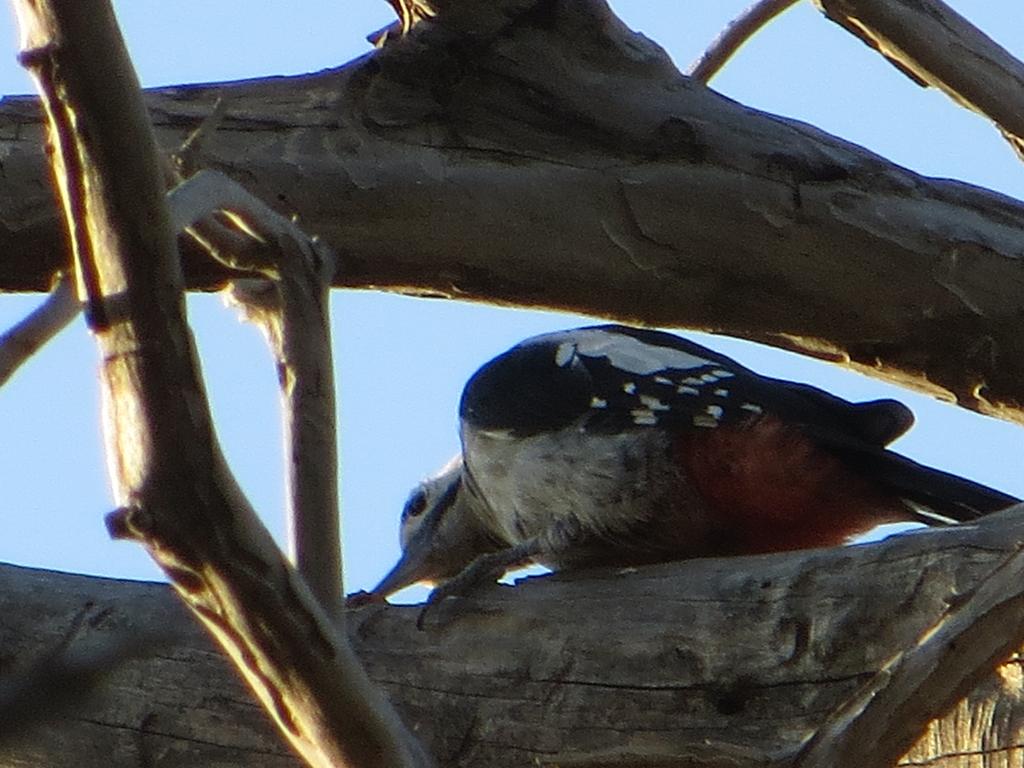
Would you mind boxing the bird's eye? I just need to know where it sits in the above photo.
[402,489,428,521]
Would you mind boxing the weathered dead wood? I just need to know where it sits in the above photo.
[10,1,422,766]
[1,0,1023,422]
[3,515,1024,767]
[797,507,1024,767]
[170,169,344,618]
[812,0,1024,156]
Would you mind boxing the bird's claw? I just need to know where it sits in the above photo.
[414,547,531,629]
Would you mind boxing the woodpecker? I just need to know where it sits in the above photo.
[371,325,1019,599]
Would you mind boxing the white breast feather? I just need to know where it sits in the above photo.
[461,425,673,547]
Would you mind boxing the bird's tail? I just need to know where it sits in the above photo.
[873,450,1019,524]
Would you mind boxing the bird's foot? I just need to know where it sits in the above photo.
[416,542,539,629]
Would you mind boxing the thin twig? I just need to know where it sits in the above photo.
[171,97,226,180]
[226,259,340,617]
[0,274,79,387]
[687,0,801,83]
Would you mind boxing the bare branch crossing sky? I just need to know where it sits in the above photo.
[0,2,1020,602]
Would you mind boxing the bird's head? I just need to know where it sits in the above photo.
[371,455,493,598]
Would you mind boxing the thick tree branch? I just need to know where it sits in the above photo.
[5,513,1024,767]
[812,0,1024,156]
[10,2,422,766]
[0,602,166,742]
[3,3,1022,765]
[1,0,1023,424]
[797,505,1024,767]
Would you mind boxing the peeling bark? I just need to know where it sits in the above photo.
[3,1,1024,766]
[1,0,1023,421]
[3,514,1024,767]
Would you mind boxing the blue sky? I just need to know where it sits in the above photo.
[0,2,1021,602]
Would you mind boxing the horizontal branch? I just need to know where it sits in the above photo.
[5,510,1024,767]
[1,0,1024,421]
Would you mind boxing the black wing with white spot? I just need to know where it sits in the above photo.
[460,324,907,443]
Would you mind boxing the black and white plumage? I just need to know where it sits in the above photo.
[371,325,1018,598]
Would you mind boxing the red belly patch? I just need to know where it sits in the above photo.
[676,414,910,555]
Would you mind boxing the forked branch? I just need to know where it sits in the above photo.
[797,504,1024,767]
[170,169,344,615]
[10,1,424,766]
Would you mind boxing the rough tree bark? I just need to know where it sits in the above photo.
[6,2,422,766]
[1,0,1023,420]
[2,1,1024,767]
[4,508,1024,767]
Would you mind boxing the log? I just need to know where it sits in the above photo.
[3,510,1024,767]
